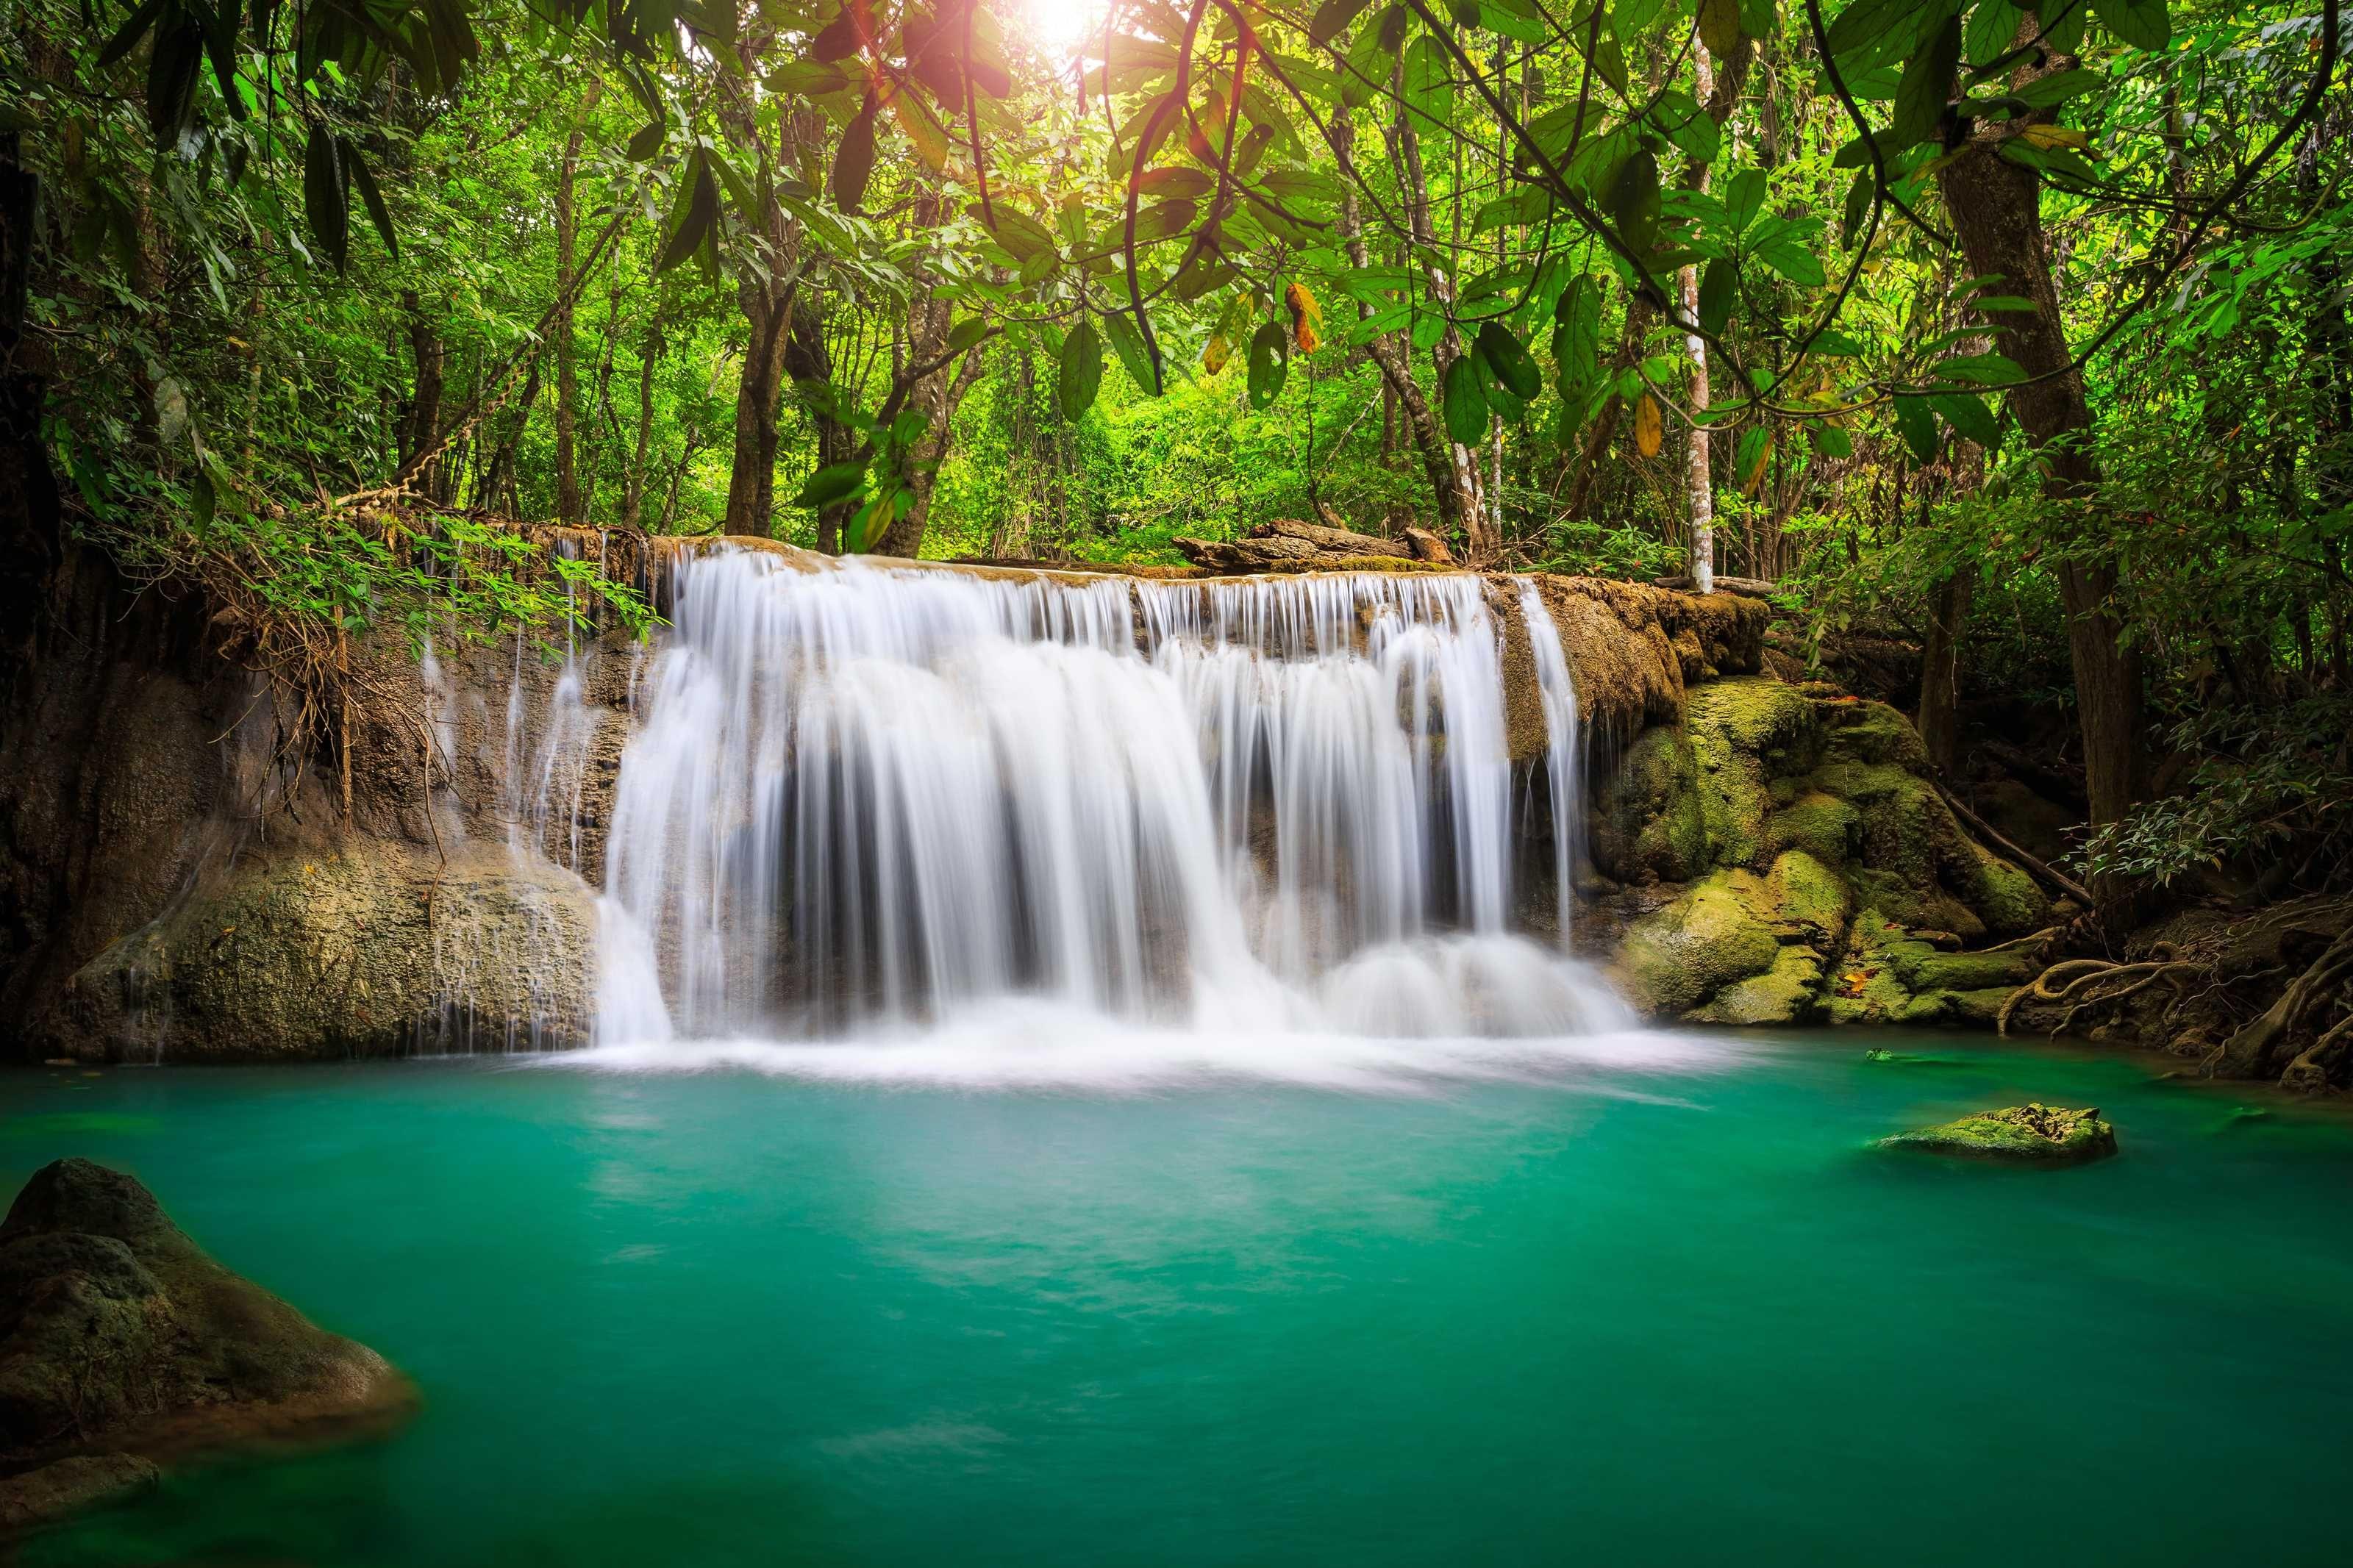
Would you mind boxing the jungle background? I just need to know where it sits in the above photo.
[1,0,2349,1040]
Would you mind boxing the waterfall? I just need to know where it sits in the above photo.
[593,546,1621,1045]
[1517,579,1585,941]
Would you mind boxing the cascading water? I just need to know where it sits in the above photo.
[592,545,1627,1055]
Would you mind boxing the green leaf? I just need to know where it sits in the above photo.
[1733,425,1769,489]
[1724,168,1768,235]
[2090,0,2169,51]
[1697,258,1737,335]
[947,317,990,354]
[1757,242,1824,287]
[343,140,397,260]
[2010,68,2096,109]
[1972,294,2037,313]
[1891,12,1962,149]
[627,118,665,161]
[1553,274,1603,391]
[1309,0,1374,45]
[1103,309,1160,395]
[301,123,349,275]
[1826,0,1947,74]
[1057,318,1104,417]
[1138,166,1215,200]
[1476,321,1543,401]
[793,459,870,508]
[1653,90,1722,166]
[1443,355,1489,446]
[1892,395,1938,462]
[1839,167,1873,247]
[832,99,877,213]
[190,468,215,536]
[1935,351,2027,384]
[1608,148,1662,255]
[1807,423,1854,459]
[97,0,170,68]
[655,151,718,274]
[1927,390,1999,447]
[1247,321,1289,410]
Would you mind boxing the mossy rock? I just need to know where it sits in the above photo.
[1685,679,1823,870]
[1589,724,1710,884]
[1688,945,1825,1025]
[1818,699,1930,770]
[1764,790,1862,865]
[0,1159,414,1531]
[1610,870,1785,1017]
[1824,909,2040,1027]
[1764,849,1852,945]
[1879,1103,2118,1164]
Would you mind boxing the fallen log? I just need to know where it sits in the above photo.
[1651,573,1780,600]
[1254,515,1410,560]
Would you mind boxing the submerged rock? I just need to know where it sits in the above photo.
[0,1159,412,1536]
[1878,1104,2118,1164]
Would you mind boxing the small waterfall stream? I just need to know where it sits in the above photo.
[592,547,1621,1048]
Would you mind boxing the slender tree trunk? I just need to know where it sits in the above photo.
[621,321,663,529]
[552,79,600,523]
[1325,107,1477,542]
[399,288,445,493]
[1918,564,1976,774]
[1390,90,1493,559]
[1936,45,2143,843]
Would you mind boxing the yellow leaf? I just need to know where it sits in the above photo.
[1634,394,1663,458]
[2019,123,2091,152]
[1285,281,1322,355]
[1203,331,1232,376]
[1742,432,1771,495]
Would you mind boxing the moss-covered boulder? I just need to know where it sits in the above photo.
[1610,870,1785,1016]
[1613,851,1855,1025]
[1878,1104,2118,1164]
[0,1160,413,1535]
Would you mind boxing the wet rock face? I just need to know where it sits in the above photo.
[0,1159,411,1535]
[34,840,600,1062]
[1878,1104,2118,1164]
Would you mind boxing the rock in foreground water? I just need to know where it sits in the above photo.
[1879,1103,2118,1164]
[0,1158,413,1536]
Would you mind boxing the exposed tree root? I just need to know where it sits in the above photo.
[1998,953,2196,1039]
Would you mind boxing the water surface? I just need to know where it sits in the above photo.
[7,1031,2349,1566]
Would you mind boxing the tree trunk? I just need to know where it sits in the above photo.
[398,289,445,495]
[1917,564,1975,775]
[1937,60,2143,840]
[1325,107,1477,544]
[0,131,61,683]
[1389,87,1492,559]
[552,79,600,523]
[621,321,663,529]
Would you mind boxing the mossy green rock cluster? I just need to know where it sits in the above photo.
[1599,679,2050,1027]
[1879,1104,2118,1164]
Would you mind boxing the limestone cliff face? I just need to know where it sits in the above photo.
[0,544,636,1063]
